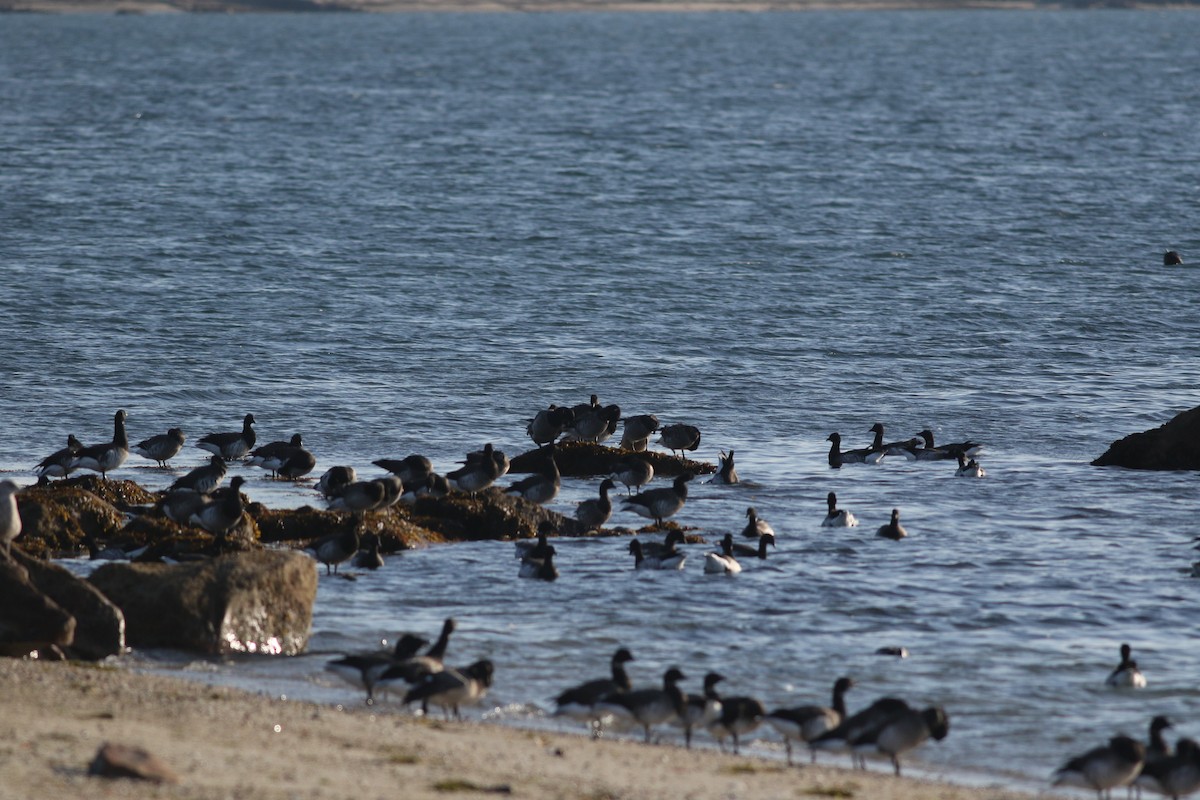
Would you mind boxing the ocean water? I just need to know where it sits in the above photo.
[3,8,1200,793]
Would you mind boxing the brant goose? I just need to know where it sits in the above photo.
[0,480,21,556]
[565,404,622,443]
[851,704,949,776]
[35,435,83,482]
[447,443,504,494]
[504,445,560,505]
[707,692,766,754]
[731,532,774,559]
[742,506,775,539]
[169,455,227,494]
[403,659,495,720]
[377,618,457,686]
[826,432,877,468]
[620,414,660,452]
[1165,250,1184,266]
[812,696,914,768]
[622,473,693,527]
[657,424,701,460]
[1105,643,1147,689]
[571,394,601,418]
[704,533,743,575]
[189,476,246,537]
[131,427,186,468]
[307,529,360,575]
[351,532,385,570]
[628,538,686,571]
[514,523,553,560]
[372,454,433,486]
[676,672,724,748]
[709,450,739,484]
[246,434,302,476]
[274,446,317,481]
[553,647,635,734]
[518,544,559,581]
[1052,734,1146,798]
[594,667,688,744]
[767,676,855,765]
[877,509,908,541]
[955,454,986,478]
[325,633,429,704]
[822,492,859,528]
[912,429,982,461]
[328,476,402,514]
[197,413,256,462]
[867,423,921,461]
[611,457,653,495]
[161,488,207,524]
[72,410,129,479]
[1136,736,1200,800]
[575,478,615,531]
[317,466,357,500]
[640,528,686,560]
[527,405,575,448]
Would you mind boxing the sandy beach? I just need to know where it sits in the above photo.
[0,658,1040,800]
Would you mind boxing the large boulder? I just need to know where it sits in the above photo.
[508,441,714,478]
[88,551,317,656]
[0,555,76,655]
[1092,406,1200,470]
[8,549,125,660]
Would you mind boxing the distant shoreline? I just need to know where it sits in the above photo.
[4,0,1199,14]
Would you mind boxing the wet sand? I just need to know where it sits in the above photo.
[0,658,1038,800]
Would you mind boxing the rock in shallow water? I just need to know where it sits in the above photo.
[88,551,316,656]
[1092,405,1200,470]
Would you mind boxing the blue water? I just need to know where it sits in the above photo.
[4,9,1200,793]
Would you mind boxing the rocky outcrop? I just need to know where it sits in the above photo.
[1092,406,1200,470]
[88,551,316,655]
[0,556,76,656]
[12,483,127,559]
[508,441,715,478]
[8,549,125,660]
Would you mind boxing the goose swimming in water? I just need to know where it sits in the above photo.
[826,431,879,468]
[553,647,635,735]
[628,538,686,571]
[72,410,129,479]
[741,506,775,539]
[709,450,739,484]
[877,509,908,541]
[623,473,692,527]
[131,427,186,468]
[197,413,256,462]
[955,453,986,478]
[1052,734,1146,799]
[731,532,774,559]
[35,435,83,482]
[619,414,660,452]
[912,429,982,461]
[767,676,855,765]
[518,544,559,581]
[1105,643,1147,689]
[704,533,743,575]
[822,492,859,527]
[351,533,385,570]
[575,478,615,531]
[1164,250,1184,266]
[594,667,687,744]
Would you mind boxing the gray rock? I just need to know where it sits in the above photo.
[0,556,76,653]
[1092,405,1200,470]
[88,550,317,655]
[88,742,180,784]
[9,549,125,660]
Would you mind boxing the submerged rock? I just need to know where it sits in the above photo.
[508,441,714,478]
[1092,405,1200,470]
[88,551,317,656]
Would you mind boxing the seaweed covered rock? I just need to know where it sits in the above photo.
[12,483,126,558]
[7,549,125,660]
[508,441,714,478]
[88,550,316,656]
[1093,405,1200,470]
[408,489,585,541]
[251,504,444,551]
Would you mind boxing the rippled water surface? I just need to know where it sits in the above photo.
[4,9,1200,792]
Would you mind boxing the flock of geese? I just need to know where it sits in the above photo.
[8,404,1194,797]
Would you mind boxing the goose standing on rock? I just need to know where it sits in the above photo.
[189,476,247,537]
[709,450,739,484]
[169,455,227,494]
[72,410,129,479]
[372,454,433,486]
[35,435,83,482]
[131,427,186,468]
[628,538,686,571]
[527,405,575,448]
[767,676,855,765]
[575,478,615,531]
[317,466,357,500]
[611,457,653,495]
[594,667,688,744]
[704,533,743,575]
[1052,735,1146,799]
[822,492,859,527]
[623,473,692,527]
[565,404,621,443]
[274,445,317,481]
[553,647,636,735]
[0,480,22,556]
[742,506,775,539]
[620,414,660,452]
[657,424,701,460]
[504,445,560,505]
[447,443,503,494]
[197,413,257,462]
[954,454,986,478]
[877,509,908,541]
[1106,643,1147,688]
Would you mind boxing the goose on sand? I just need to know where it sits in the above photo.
[35,435,82,481]
[376,618,457,686]
[622,473,692,527]
[707,692,766,754]
[402,659,495,720]
[812,696,914,767]
[72,410,129,479]
[553,647,636,734]
[675,672,724,748]
[766,676,855,765]
[324,633,429,704]
[1052,735,1146,799]
[197,413,257,461]
[594,667,688,744]
[1135,736,1200,800]
[132,427,186,467]
[851,704,950,776]
[822,492,859,527]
